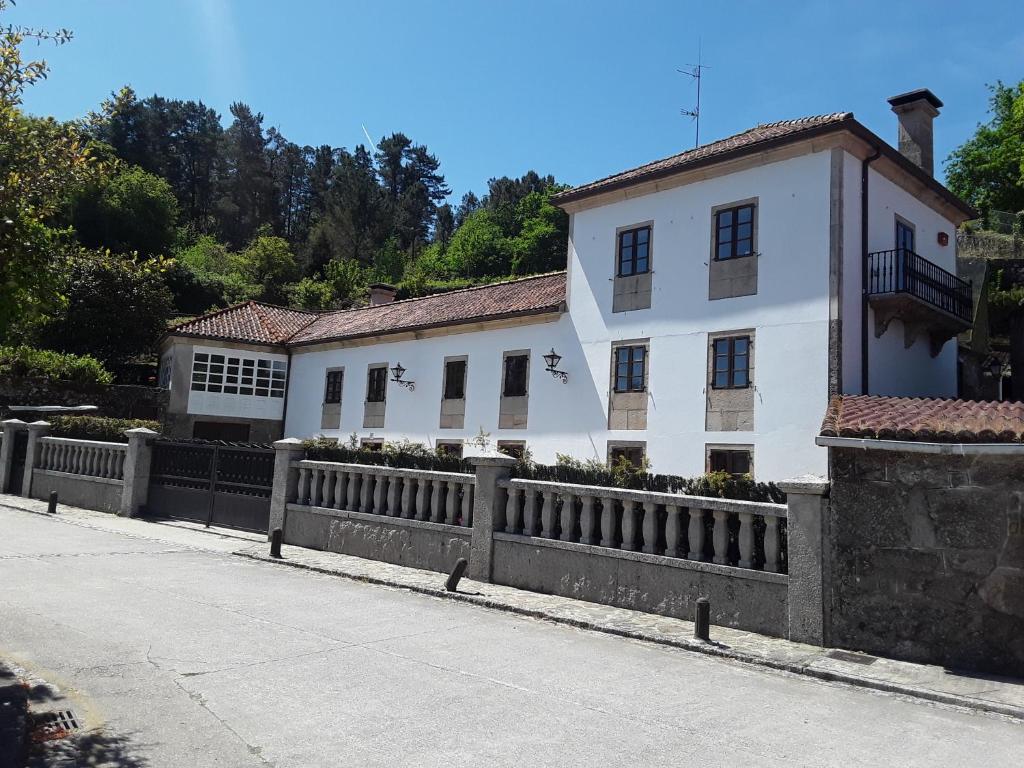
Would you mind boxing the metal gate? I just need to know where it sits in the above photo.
[7,430,28,495]
[146,439,274,533]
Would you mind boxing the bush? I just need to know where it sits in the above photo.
[303,437,470,473]
[48,415,160,443]
[0,346,113,386]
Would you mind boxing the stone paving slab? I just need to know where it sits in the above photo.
[3,494,1023,721]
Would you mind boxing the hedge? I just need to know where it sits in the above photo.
[0,346,113,386]
[303,438,471,473]
[47,415,160,443]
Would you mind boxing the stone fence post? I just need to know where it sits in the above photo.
[467,451,516,582]
[779,475,831,645]
[120,427,158,517]
[21,420,51,498]
[269,438,305,540]
[0,419,27,493]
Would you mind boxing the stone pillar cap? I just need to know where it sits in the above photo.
[273,437,305,449]
[1,419,27,427]
[27,420,51,428]
[778,475,830,495]
[124,427,159,436]
[466,449,516,467]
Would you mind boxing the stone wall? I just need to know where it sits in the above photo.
[827,447,1024,674]
[0,376,167,421]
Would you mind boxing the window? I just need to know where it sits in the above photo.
[712,336,750,389]
[360,438,383,451]
[189,351,285,397]
[709,449,751,477]
[609,444,645,468]
[613,346,646,393]
[443,359,467,400]
[617,226,651,277]
[714,204,755,260]
[324,370,344,404]
[896,218,915,253]
[497,441,527,460]
[436,441,463,459]
[190,352,209,391]
[366,366,387,403]
[503,354,529,397]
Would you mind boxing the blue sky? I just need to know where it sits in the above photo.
[9,1,1023,201]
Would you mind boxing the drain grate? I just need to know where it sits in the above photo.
[30,709,80,741]
[826,649,877,665]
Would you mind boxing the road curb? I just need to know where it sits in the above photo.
[234,551,1023,722]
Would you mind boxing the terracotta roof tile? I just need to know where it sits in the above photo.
[553,113,854,204]
[290,272,566,345]
[820,395,1024,443]
[168,301,318,345]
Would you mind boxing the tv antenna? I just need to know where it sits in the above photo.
[678,41,708,148]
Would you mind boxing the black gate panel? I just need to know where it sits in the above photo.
[146,439,273,533]
[7,430,28,495]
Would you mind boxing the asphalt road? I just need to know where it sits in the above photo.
[0,506,1019,767]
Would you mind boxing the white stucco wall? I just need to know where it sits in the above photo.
[285,150,835,481]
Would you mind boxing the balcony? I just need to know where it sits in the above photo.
[866,248,973,357]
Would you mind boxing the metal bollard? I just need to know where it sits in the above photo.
[269,528,283,559]
[694,597,710,641]
[47,491,58,514]
[445,558,468,592]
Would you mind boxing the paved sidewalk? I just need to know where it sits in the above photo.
[3,494,1023,721]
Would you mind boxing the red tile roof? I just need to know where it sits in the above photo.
[168,301,318,345]
[290,272,566,346]
[820,395,1024,443]
[552,112,974,218]
[166,272,567,348]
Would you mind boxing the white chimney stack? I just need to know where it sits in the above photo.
[887,88,943,177]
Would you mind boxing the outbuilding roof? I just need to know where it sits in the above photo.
[820,395,1024,444]
[164,272,567,349]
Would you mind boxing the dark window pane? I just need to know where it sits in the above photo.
[737,206,752,224]
[737,222,752,240]
[444,360,467,400]
[503,355,528,397]
[734,338,748,354]
[717,242,732,260]
[718,210,733,227]
[636,228,649,245]
[325,371,344,404]
[734,370,748,387]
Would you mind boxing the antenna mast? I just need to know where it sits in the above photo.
[678,40,708,148]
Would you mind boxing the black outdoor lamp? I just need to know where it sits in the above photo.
[543,348,568,383]
[390,362,415,390]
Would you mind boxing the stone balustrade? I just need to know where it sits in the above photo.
[290,460,475,527]
[38,437,127,481]
[497,478,787,573]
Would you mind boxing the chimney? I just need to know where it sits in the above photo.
[887,88,943,176]
[368,283,397,306]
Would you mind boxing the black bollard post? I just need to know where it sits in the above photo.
[694,597,710,641]
[47,491,58,514]
[445,558,468,592]
[269,528,283,559]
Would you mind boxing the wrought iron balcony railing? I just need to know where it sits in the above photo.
[867,248,973,324]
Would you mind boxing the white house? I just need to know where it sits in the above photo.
[158,89,975,480]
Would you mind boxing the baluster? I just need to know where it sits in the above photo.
[712,510,729,565]
[539,491,555,539]
[415,478,429,520]
[579,495,596,544]
[373,473,386,515]
[665,505,682,558]
[38,442,49,470]
[621,501,639,551]
[559,493,576,542]
[401,477,414,518]
[359,472,372,513]
[321,469,335,508]
[385,474,399,516]
[430,480,443,522]
[103,448,113,478]
[523,490,539,536]
[461,483,473,526]
[345,471,358,510]
[764,515,780,573]
[333,471,346,510]
[642,501,658,554]
[445,481,457,524]
[738,512,754,569]
[91,447,101,477]
[600,497,616,547]
[504,486,520,533]
[60,444,69,472]
[687,509,706,561]
[52,443,61,471]
[297,467,310,505]
[310,469,323,507]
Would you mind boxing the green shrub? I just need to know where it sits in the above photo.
[303,437,470,473]
[0,346,113,386]
[48,415,160,443]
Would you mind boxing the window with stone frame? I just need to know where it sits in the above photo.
[436,441,464,459]
[324,370,344,404]
[712,336,751,389]
[497,441,527,460]
[360,438,383,451]
[617,225,651,277]
[443,358,467,400]
[366,366,387,402]
[609,444,645,468]
[502,354,529,397]
[613,345,646,393]
[714,203,756,260]
[709,448,751,477]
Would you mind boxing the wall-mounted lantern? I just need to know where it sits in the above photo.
[543,348,568,384]
[390,362,415,390]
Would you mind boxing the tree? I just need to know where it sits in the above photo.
[32,251,174,370]
[509,190,568,274]
[455,191,479,227]
[317,145,388,266]
[374,132,450,251]
[433,203,454,249]
[230,233,300,304]
[216,102,275,247]
[0,2,102,335]
[71,166,178,256]
[445,209,511,277]
[285,276,334,310]
[946,81,1024,214]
